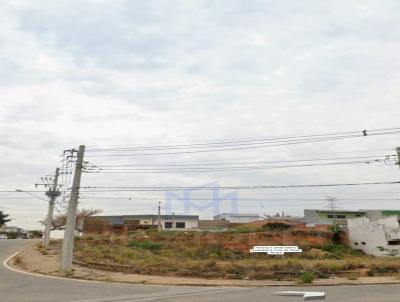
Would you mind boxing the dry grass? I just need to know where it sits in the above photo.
[73,233,400,280]
[14,255,23,265]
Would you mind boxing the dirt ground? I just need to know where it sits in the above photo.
[10,241,400,287]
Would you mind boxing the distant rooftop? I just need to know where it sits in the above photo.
[215,213,260,217]
[95,214,199,220]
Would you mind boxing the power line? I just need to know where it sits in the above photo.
[86,127,400,151]
[0,190,48,193]
[89,148,395,170]
[85,130,400,157]
[89,159,390,174]
[79,197,400,201]
[0,197,40,199]
[0,206,46,211]
[79,181,400,191]
[94,154,395,167]
[77,192,400,199]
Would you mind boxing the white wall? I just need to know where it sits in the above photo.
[214,214,259,223]
[159,218,198,229]
[49,230,65,239]
[347,216,400,256]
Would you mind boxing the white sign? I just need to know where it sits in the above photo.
[250,245,302,255]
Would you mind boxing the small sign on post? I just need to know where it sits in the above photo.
[250,245,302,255]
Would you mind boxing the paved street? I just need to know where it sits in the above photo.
[1,239,400,302]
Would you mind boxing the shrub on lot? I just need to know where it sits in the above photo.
[226,226,263,234]
[128,240,161,251]
[225,263,246,278]
[299,271,315,284]
[321,243,352,259]
[262,223,291,231]
[346,273,359,280]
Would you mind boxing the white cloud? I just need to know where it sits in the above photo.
[1,0,400,229]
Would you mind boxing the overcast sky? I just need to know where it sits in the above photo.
[1,0,400,229]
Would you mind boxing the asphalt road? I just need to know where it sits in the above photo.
[1,240,400,302]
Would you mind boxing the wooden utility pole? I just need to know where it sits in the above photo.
[61,145,85,272]
[396,147,400,169]
[43,167,60,246]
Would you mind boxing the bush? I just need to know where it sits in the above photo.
[225,263,246,277]
[299,272,315,284]
[128,240,161,251]
[321,243,352,258]
[262,223,291,231]
[249,271,274,280]
[329,224,343,244]
[346,273,359,280]
[367,270,375,277]
[226,227,262,234]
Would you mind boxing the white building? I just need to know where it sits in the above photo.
[347,216,400,256]
[90,214,199,230]
[214,213,260,224]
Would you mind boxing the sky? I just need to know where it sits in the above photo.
[1,0,400,230]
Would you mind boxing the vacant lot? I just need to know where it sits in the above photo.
[73,228,400,282]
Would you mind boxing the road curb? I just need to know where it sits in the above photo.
[3,251,105,284]
[6,247,400,288]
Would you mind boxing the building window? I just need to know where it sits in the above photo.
[176,222,186,228]
[124,220,140,225]
[327,214,346,219]
[388,241,400,245]
[354,242,359,246]
[361,242,366,245]
[164,222,173,229]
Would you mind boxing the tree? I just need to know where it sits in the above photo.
[0,211,11,228]
[329,223,343,244]
[262,212,291,219]
[41,208,102,231]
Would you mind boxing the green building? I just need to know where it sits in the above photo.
[304,209,400,226]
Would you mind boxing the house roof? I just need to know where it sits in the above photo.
[215,213,260,217]
[305,209,367,213]
[93,214,199,223]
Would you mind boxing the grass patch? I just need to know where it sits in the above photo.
[262,223,291,231]
[225,226,263,234]
[74,231,400,280]
[346,273,359,280]
[64,270,74,278]
[299,272,315,284]
[128,240,161,251]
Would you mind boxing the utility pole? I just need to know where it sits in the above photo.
[396,147,400,169]
[43,167,60,246]
[326,196,337,224]
[61,145,85,272]
[157,201,162,231]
